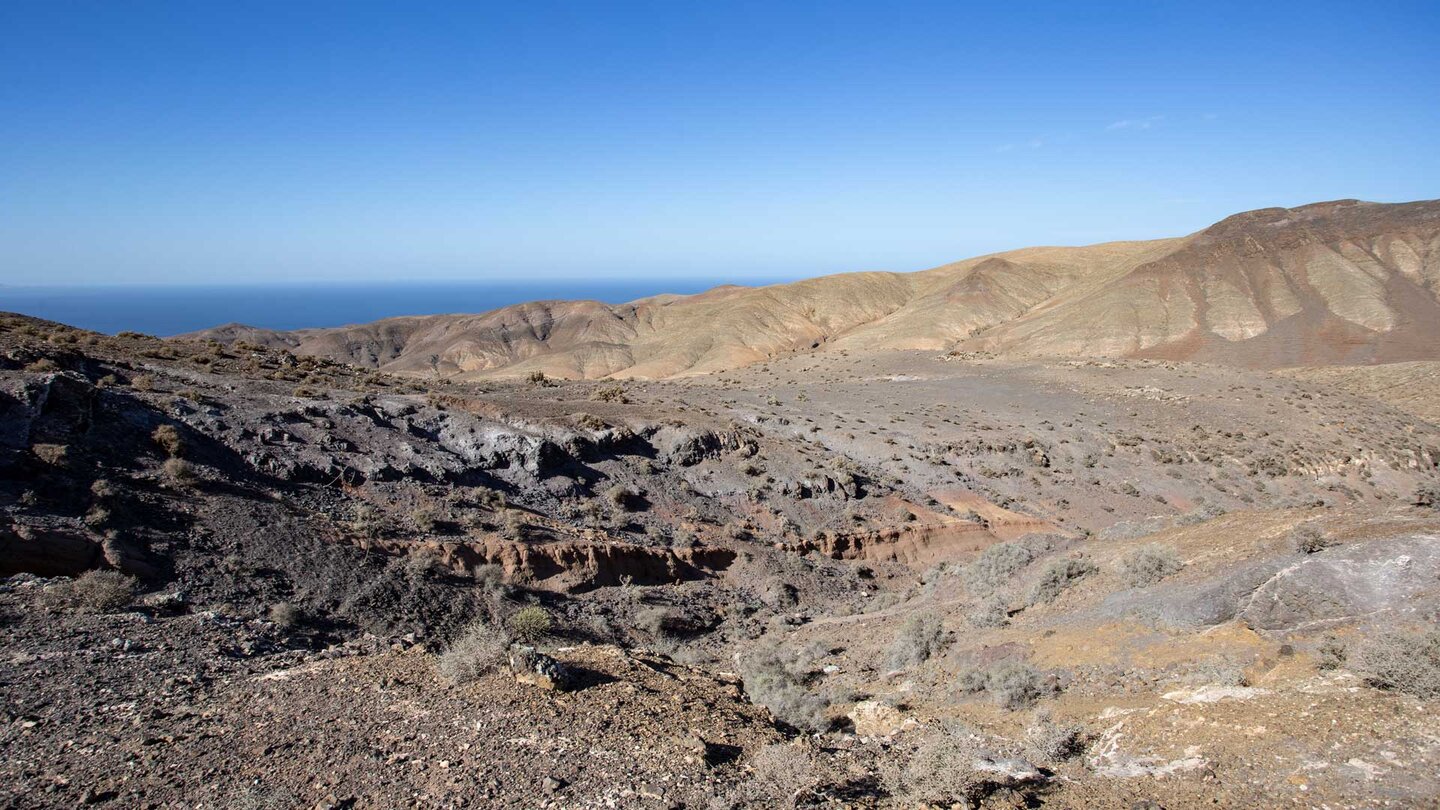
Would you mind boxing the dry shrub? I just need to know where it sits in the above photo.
[30,443,69,467]
[740,648,831,733]
[162,457,197,486]
[437,621,509,683]
[968,595,1010,628]
[605,484,644,512]
[1351,627,1440,699]
[591,384,628,403]
[47,570,137,613]
[1119,544,1184,587]
[267,602,304,628]
[1414,483,1440,510]
[1023,710,1085,762]
[1028,557,1096,605]
[963,536,1051,594]
[881,723,987,806]
[959,661,1051,710]
[1292,526,1335,554]
[733,743,827,809]
[151,424,184,457]
[886,612,946,669]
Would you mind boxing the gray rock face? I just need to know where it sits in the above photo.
[1101,534,1440,631]
[1239,534,1440,630]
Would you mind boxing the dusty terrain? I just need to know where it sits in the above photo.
[4,303,1440,808]
[187,198,1440,379]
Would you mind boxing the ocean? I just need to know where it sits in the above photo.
[0,278,777,337]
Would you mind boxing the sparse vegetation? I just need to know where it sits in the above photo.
[968,595,1010,628]
[959,661,1050,709]
[152,424,184,457]
[437,620,510,683]
[162,457,197,486]
[1028,557,1096,605]
[1292,525,1335,554]
[963,536,1050,595]
[1350,627,1440,699]
[1414,483,1440,510]
[740,648,831,733]
[45,570,137,613]
[1024,710,1085,762]
[1119,544,1184,587]
[885,612,946,669]
[268,602,304,628]
[881,723,989,805]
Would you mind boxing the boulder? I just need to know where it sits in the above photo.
[508,645,574,691]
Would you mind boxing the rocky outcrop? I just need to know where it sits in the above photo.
[359,535,737,592]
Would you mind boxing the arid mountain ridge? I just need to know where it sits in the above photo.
[191,198,1440,378]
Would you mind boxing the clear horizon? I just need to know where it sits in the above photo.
[2,1,1437,286]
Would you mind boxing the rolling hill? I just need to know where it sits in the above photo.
[187,198,1440,378]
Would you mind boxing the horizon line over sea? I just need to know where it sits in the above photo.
[0,277,797,337]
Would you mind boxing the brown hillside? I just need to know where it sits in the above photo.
[184,199,1440,377]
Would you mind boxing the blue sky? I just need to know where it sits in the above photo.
[2,0,1437,285]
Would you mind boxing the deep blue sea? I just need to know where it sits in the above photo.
[0,279,776,337]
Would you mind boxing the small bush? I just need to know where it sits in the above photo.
[968,595,1009,628]
[1413,483,1440,510]
[162,457,197,486]
[30,443,69,467]
[605,484,644,512]
[410,505,443,532]
[1024,710,1085,762]
[886,612,947,669]
[55,570,137,613]
[151,424,184,457]
[1119,544,1184,587]
[1028,557,1097,605]
[959,661,1050,710]
[268,602,304,628]
[472,564,510,597]
[881,723,987,806]
[437,621,509,683]
[1316,634,1347,671]
[740,743,825,808]
[506,606,552,643]
[741,649,831,733]
[963,536,1051,595]
[25,358,61,373]
[591,384,628,403]
[1350,627,1440,699]
[1292,526,1334,554]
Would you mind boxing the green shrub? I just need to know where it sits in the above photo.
[506,606,552,643]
